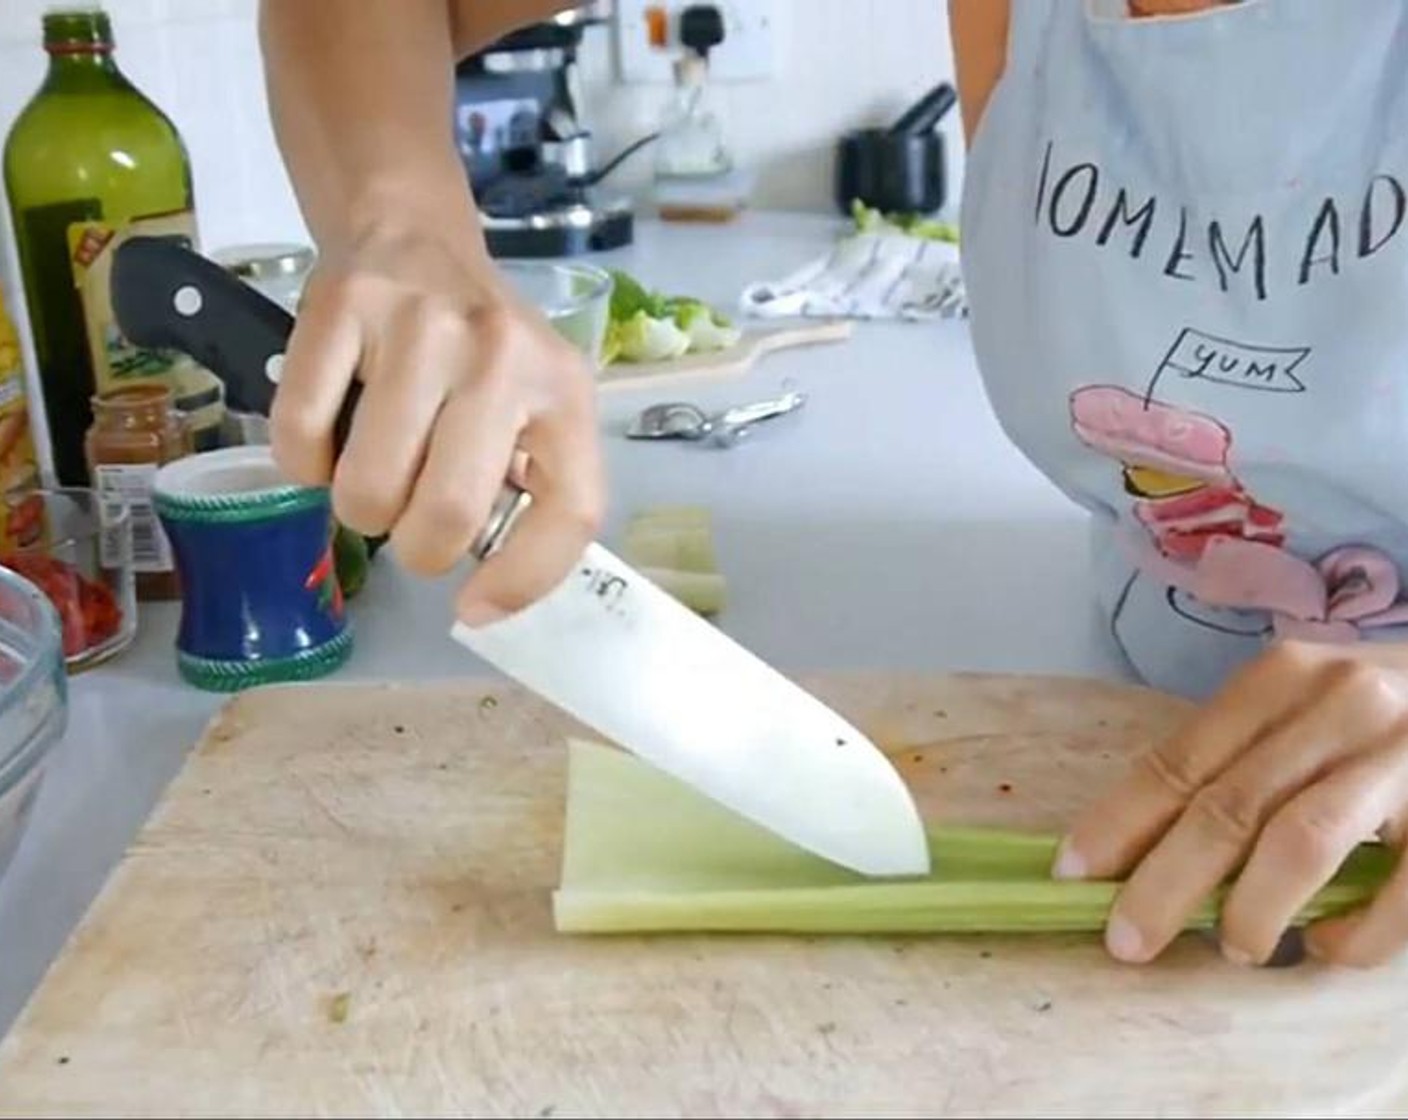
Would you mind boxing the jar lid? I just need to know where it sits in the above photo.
[92,382,174,408]
[210,243,315,283]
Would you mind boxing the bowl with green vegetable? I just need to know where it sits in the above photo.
[601,268,742,366]
[498,260,614,368]
[497,261,742,373]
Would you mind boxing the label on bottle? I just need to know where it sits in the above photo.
[16,198,104,487]
[0,286,44,553]
[93,462,172,573]
[67,211,227,414]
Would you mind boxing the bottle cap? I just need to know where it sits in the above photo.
[42,5,113,54]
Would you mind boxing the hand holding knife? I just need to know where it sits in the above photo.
[109,235,931,879]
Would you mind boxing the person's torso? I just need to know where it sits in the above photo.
[959,0,1408,699]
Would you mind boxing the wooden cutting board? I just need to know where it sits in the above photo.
[596,319,853,393]
[2,672,1406,1119]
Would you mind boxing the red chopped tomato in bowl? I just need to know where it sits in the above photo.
[1,553,124,660]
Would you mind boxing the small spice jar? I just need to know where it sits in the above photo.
[84,383,192,601]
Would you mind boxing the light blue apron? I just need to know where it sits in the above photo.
[959,0,1408,700]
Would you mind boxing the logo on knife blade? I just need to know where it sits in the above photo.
[580,565,629,614]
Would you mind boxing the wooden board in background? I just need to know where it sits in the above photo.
[0,672,1405,1118]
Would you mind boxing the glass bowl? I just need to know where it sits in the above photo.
[498,259,613,367]
[0,562,67,883]
[0,488,137,672]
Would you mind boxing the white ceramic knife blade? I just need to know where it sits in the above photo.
[450,541,932,878]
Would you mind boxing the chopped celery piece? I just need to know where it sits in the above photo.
[622,506,723,616]
[626,504,712,529]
[623,526,715,572]
[552,740,1398,936]
[637,567,725,616]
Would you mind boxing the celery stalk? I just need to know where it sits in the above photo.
[552,740,1398,937]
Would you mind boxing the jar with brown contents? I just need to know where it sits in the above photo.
[84,383,191,600]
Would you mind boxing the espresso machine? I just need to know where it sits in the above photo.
[453,1,635,258]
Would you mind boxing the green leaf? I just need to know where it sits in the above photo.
[608,269,669,321]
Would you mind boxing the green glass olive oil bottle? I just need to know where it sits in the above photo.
[3,5,224,487]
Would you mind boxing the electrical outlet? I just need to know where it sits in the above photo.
[614,0,779,85]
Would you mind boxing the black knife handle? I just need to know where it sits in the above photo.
[110,235,361,455]
[109,236,526,561]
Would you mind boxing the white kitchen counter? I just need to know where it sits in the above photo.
[0,211,1133,1035]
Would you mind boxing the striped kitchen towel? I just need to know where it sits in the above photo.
[738,229,967,322]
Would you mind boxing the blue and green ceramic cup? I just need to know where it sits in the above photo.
[154,446,353,692]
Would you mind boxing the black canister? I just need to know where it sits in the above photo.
[834,82,958,216]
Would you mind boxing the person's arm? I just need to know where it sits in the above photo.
[947,0,1010,145]
[258,1,567,249]
[257,1,605,627]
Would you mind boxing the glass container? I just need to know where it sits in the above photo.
[0,560,66,884]
[0,487,137,671]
